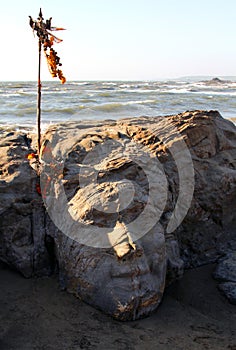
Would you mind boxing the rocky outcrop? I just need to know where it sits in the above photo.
[202,77,230,85]
[0,130,53,277]
[0,110,235,320]
[172,111,236,266]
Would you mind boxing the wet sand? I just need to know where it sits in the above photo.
[0,262,235,350]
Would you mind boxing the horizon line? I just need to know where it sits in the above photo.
[1,75,236,83]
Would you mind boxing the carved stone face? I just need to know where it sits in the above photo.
[56,222,166,321]
[41,124,168,320]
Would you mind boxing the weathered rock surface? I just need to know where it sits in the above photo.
[214,252,236,282]
[173,111,236,266]
[218,282,236,304]
[0,131,54,277]
[213,252,236,304]
[55,224,166,321]
[0,110,236,319]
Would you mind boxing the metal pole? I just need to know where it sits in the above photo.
[37,38,42,156]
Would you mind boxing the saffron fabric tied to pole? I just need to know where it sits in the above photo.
[29,8,66,84]
[29,8,66,157]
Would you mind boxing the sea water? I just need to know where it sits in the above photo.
[1,79,236,130]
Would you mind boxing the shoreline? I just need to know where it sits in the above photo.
[0,110,236,134]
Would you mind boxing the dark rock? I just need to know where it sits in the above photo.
[202,77,230,85]
[218,282,236,305]
[214,252,236,282]
[213,252,236,304]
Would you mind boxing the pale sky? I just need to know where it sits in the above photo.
[1,0,236,81]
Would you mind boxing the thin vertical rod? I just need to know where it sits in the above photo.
[37,39,42,156]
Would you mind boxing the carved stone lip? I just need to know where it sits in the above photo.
[111,271,150,279]
[110,266,150,278]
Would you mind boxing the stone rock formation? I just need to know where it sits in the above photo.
[0,130,54,277]
[213,252,236,304]
[0,110,235,320]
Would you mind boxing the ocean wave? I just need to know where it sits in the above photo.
[42,90,68,95]
[80,98,98,103]
[197,90,236,97]
[1,93,21,97]
[123,99,157,105]
[102,82,117,86]
[91,103,125,112]
[16,102,35,109]
[118,88,160,94]
[16,107,36,116]
[1,80,236,127]
[43,107,77,115]
[161,88,190,94]
[98,92,113,97]
[85,100,157,112]
[159,86,236,97]
[69,82,91,86]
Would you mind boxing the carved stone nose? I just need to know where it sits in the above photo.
[113,238,144,260]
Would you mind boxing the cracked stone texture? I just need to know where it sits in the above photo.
[0,110,236,319]
[0,130,54,277]
[213,252,236,304]
[218,282,236,305]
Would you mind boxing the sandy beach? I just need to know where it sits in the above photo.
[0,262,235,350]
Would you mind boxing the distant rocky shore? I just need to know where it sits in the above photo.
[0,110,236,320]
[202,77,231,85]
